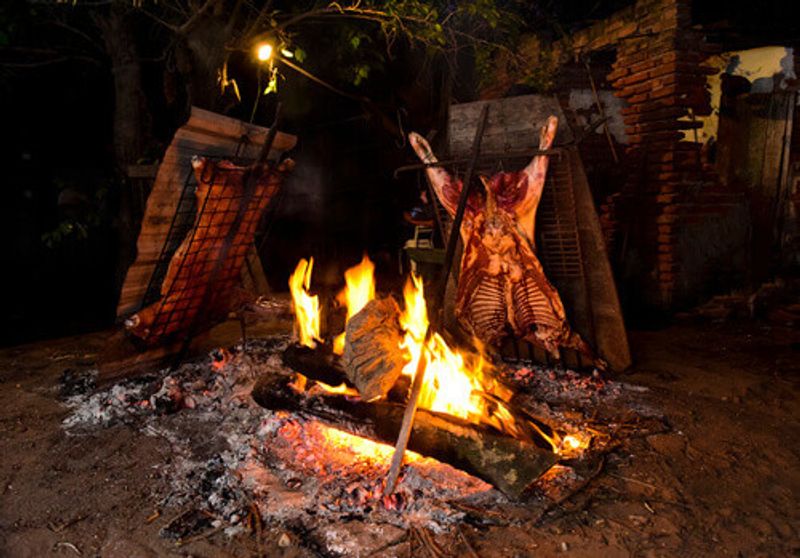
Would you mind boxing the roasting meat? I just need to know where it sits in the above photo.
[409,118,598,364]
[125,156,294,343]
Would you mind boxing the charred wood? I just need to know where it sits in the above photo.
[281,343,352,388]
[281,342,411,402]
[252,371,558,499]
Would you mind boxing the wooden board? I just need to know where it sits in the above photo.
[448,95,574,158]
[116,107,296,317]
[446,95,631,371]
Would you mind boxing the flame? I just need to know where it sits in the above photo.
[288,258,321,348]
[289,373,308,393]
[285,259,526,440]
[314,381,361,397]
[333,255,376,355]
[398,274,515,433]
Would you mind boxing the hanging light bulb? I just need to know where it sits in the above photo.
[256,42,274,62]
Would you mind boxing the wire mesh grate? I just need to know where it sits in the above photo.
[537,153,585,281]
[137,155,285,347]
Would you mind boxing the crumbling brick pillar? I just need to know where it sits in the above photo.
[602,0,724,309]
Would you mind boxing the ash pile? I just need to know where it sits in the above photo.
[61,336,658,555]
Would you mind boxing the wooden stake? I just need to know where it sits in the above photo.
[583,59,618,164]
[385,104,491,494]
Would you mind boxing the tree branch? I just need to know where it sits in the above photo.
[137,8,179,32]
[177,0,223,35]
[278,55,368,104]
[48,20,106,54]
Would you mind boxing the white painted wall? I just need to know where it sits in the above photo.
[697,46,795,143]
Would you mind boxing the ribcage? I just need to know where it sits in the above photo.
[459,274,506,345]
[509,275,562,334]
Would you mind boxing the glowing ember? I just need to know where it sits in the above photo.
[210,347,232,371]
[333,255,376,355]
[289,373,308,392]
[288,258,321,348]
[559,433,590,456]
[281,421,424,465]
[317,424,423,465]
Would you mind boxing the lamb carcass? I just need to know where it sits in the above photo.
[408,117,599,364]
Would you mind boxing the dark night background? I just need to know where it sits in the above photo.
[2,0,798,346]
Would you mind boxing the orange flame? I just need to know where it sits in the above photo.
[558,433,590,456]
[286,259,523,439]
[398,274,516,433]
[333,255,376,355]
[314,381,361,397]
[288,258,321,348]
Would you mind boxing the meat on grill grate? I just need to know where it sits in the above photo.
[125,157,294,344]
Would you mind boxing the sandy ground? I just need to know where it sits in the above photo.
[0,321,798,557]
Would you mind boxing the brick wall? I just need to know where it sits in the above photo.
[481,0,756,311]
[555,60,626,205]
[593,0,751,310]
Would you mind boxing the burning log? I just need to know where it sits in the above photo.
[342,296,408,401]
[281,342,411,402]
[282,343,351,388]
[252,371,558,499]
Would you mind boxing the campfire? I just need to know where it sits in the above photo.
[62,307,627,547]
[275,254,591,498]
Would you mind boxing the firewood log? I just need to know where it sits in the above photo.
[281,343,353,388]
[342,296,409,401]
[252,371,558,499]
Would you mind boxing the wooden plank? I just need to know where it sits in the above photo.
[569,148,631,371]
[241,245,270,296]
[448,95,574,158]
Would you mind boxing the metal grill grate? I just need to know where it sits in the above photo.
[138,157,282,347]
[537,153,585,281]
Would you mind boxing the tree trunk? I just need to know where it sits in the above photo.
[95,3,153,293]
[176,15,232,111]
[97,4,152,170]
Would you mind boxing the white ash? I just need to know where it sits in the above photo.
[62,376,152,431]
[60,335,624,553]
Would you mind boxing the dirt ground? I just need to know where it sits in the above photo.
[0,321,798,557]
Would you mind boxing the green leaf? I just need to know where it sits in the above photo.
[263,75,278,95]
[350,35,360,49]
[233,80,242,101]
[294,47,306,63]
